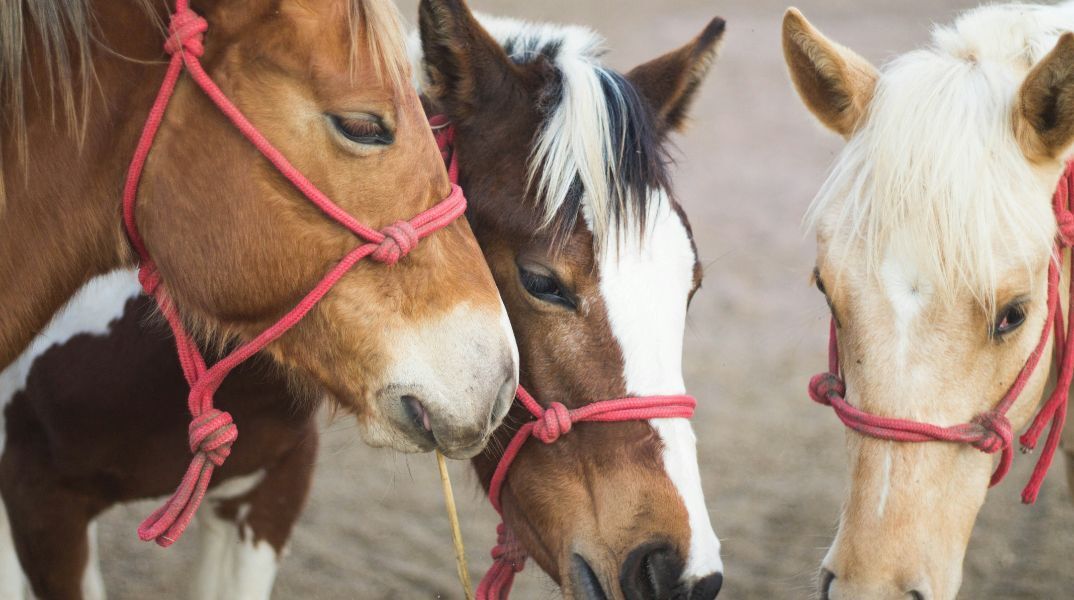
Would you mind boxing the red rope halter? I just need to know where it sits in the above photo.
[124,4,466,546]
[476,386,697,600]
[809,160,1074,505]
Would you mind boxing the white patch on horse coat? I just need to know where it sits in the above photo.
[192,489,278,600]
[0,497,26,599]
[82,522,105,600]
[877,450,892,518]
[880,251,930,365]
[206,470,266,502]
[135,470,278,599]
[0,269,141,443]
[592,195,723,581]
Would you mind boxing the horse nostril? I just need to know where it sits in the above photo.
[820,568,835,600]
[401,395,432,436]
[571,553,609,600]
[619,542,685,600]
[689,571,723,599]
[908,591,926,600]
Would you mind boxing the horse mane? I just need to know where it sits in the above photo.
[348,0,409,94]
[471,14,670,249]
[0,0,408,212]
[0,0,149,207]
[805,2,1074,308]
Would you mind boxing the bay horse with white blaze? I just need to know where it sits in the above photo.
[415,1,725,597]
[0,0,517,462]
[1,1,726,598]
[784,3,1074,598]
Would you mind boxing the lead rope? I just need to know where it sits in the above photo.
[477,387,697,600]
[125,5,467,547]
[809,159,1074,504]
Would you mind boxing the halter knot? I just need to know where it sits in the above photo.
[490,523,527,570]
[164,9,208,57]
[370,221,419,265]
[970,411,1013,454]
[187,408,237,466]
[533,402,572,443]
[808,372,844,406]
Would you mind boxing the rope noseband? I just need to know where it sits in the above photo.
[809,160,1074,504]
[125,3,466,546]
[476,387,697,600]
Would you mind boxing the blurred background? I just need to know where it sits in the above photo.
[97,1,1074,598]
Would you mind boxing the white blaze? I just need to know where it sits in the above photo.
[880,250,930,367]
[592,195,723,580]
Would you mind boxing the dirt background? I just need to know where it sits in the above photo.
[95,1,1074,598]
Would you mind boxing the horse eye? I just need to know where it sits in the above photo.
[994,302,1027,336]
[519,266,575,309]
[328,114,393,146]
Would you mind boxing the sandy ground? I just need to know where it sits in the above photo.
[94,1,1074,598]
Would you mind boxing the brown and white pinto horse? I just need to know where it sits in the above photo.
[784,3,1074,599]
[415,1,725,597]
[0,274,315,598]
[0,0,517,460]
[0,1,724,598]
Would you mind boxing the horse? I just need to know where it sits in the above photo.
[415,1,725,598]
[0,0,726,597]
[783,3,1074,598]
[0,0,522,595]
[0,271,317,599]
[0,0,518,467]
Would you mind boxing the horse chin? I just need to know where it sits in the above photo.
[352,416,436,454]
[350,385,505,458]
[820,499,973,600]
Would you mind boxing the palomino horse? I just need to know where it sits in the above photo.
[0,1,725,597]
[784,3,1074,598]
[0,0,517,459]
[415,1,725,598]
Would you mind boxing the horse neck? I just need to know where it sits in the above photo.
[0,0,168,367]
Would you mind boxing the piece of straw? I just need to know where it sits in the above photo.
[436,451,474,600]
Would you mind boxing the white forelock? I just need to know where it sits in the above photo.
[806,1,1074,307]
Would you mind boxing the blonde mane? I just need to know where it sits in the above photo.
[805,2,1074,306]
[348,0,410,94]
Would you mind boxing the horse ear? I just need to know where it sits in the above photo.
[626,17,725,134]
[418,0,518,121]
[782,8,877,138]
[1016,32,1074,162]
